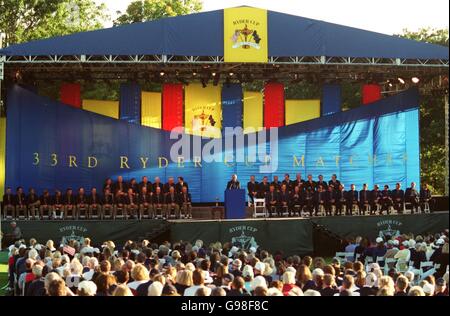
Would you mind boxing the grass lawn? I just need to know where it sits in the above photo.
[0,251,9,296]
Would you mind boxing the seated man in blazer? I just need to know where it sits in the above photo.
[405,182,420,213]
[15,187,27,219]
[26,188,40,220]
[124,188,138,220]
[88,187,102,220]
[179,186,192,219]
[101,188,115,220]
[39,189,53,219]
[359,184,371,215]
[76,187,88,220]
[139,186,152,220]
[265,185,280,218]
[63,188,76,220]
[152,186,164,218]
[2,187,16,219]
[289,185,303,217]
[391,183,405,214]
[279,184,290,217]
[346,184,359,216]
[164,186,180,219]
[52,189,64,219]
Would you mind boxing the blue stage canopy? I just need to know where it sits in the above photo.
[0,7,448,60]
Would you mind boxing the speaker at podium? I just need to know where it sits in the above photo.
[224,174,246,219]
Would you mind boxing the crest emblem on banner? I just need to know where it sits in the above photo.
[229,225,259,250]
[231,24,262,50]
[224,7,268,62]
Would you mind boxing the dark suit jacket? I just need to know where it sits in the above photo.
[152,193,164,205]
[88,194,101,205]
[320,287,339,296]
[178,192,192,206]
[139,193,152,204]
[2,194,15,206]
[40,195,53,206]
[102,193,114,205]
[139,181,152,193]
[175,182,189,194]
[26,193,39,205]
[359,190,370,203]
[391,189,404,202]
[279,190,290,204]
[346,190,359,203]
[152,183,164,194]
[113,182,128,194]
[258,182,270,197]
[226,180,240,190]
[247,181,259,195]
[52,194,64,205]
[265,191,280,206]
[76,194,88,204]
[63,194,75,205]
[124,194,138,205]
[165,193,180,205]
[163,183,176,194]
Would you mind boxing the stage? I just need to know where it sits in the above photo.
[2,212,448,256]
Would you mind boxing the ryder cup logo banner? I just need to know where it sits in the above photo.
[376,219,403,238]
[59,225,88,245]
[224,7,268,63]
[228,225,259,250]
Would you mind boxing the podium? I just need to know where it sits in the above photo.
[224,189,246,219]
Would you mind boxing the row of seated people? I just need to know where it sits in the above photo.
[245,174,433,217]
[1,176,192,220]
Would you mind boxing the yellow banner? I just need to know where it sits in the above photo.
[82,99,119,119]
[243,91,263,133]
[141,91,162,129]
[0,117,6,201]
[285,99,321,125]
[185,84,222,138]
[224,7,268,63]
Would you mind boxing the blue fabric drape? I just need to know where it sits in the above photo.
[5,85,420,202]
[322,84,341,116]
[119,82,141,125]
[221,84,243,130]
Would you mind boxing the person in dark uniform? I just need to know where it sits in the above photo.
[270,175,281,192]
[88,187,102,220]
[114,189,126,220]
[381,185,393,215]
[152,186,164,218]
[325,185,336,216]
[15,187,26,219]
[346,184,359,216]
[404,182,420,213]
[281,174,293,193]
[164,186,180,219]
[328,174,341,191]
[316,175,328,191]
[292,173,305,191]
[101,188,115,220]
[304,174,316,193]
[113,176,128,196]
[63,188,76,220]
[314,185,326,216]
[139,186,152,220]
[52,189,64,219]
[226,174,240,190]
[279,184,290,217]
[265,185,279,218]
[129,178,140,194]
[2,187,15,219]
[359,184,370,215]
[27,188,40,220]
[76,187,88,220]
[139,176,152,194]
[124,188,138,220]
[103,178,113,194]
[289,185,302,217]
[39,190,53,219]
[420,183,433,213]
[303,186,315,216]
[258,176,270,198]
[335,184,346,216]
[370,185,381,215]
[247,175,259,205]
[391,183,404,214]
[175,177,189,194]
[152,177,164,194]
[179,186,192,219]
[163,177,176,194]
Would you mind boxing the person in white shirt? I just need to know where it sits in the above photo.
[184,269,212,296]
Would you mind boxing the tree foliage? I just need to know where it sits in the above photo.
[398,28,449,195]
[0,0,108,47]
[113,0,202,26]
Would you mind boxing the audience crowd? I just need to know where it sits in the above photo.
[4,229,448,297]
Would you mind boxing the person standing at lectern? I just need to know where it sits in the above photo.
[227,174,241,190]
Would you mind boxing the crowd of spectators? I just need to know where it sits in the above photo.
[4,229,448,297]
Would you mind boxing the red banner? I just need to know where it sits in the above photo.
[264,82,285,127]
[60,83,81,108]
[162,83,184,131]
[362,84,382,105]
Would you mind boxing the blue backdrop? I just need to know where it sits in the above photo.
[5,85,420,202]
